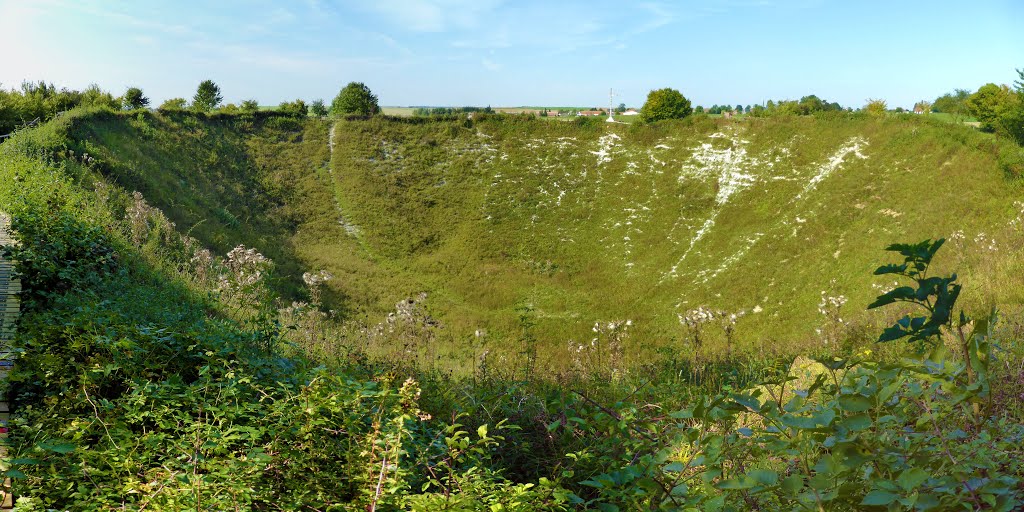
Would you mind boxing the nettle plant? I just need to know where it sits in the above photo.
[558,239,1020,511]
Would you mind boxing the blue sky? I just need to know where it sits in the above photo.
[1,0,1022,109]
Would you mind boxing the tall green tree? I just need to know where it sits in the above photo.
[330,82,380,116]
[999,68,1024,144]
[310,99,328,117]
[278,99,308,117]
[158,97,187,111]
[192,80,223,112]
[122,87,149,110]
[240,99,260,113]
[81,84,120,109]
[966,83,1015,132]
[932,89,971,118]
[639,88,692,123]
[798,95,824,114]
[864,98,888,117]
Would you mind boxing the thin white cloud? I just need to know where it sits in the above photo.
[438,2,678,56]
[481,58,501,71]
[185,41,397,74]
[243,7,298,34]
[370,32,416,57]
[358,0,504,32]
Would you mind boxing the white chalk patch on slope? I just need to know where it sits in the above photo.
[796,137,868,200]
[590,132,622,165]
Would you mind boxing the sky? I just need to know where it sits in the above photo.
[1,0,1022,109]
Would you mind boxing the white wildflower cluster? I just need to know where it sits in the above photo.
[678,306,747,354]
[277,300,335,349]
[871,280,900,294]
[123,191,218,284]
[93,181,111,208]
[678,306,722,330]
[817,287,848,346]
[126,191,172,246]
[569,319,632,382]
[973,232,998,252]
[949,230,966,245]
[1011,201,1024,229]
[724,310,746,326]
[473,328,492,375]
[817,292,847,319]
[302,270,334,305]
[303,271,334,286]
[366,293,439,351]
[65,148,96,165]
[190,248,214,283]
[218,245,271,297]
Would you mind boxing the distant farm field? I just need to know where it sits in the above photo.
[380,107,416,116]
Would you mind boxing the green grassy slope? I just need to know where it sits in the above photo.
[3,108,1024,510]
[324,114,1024,363]
[51,110,334,301]
[25,110,1022,366]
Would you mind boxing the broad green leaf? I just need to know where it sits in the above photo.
[861,490,899,506]
[477,424,488,439]
[749,469,778,486]
[840,414,872,431]
[781,415,817,430]
[805,374,828,397]
[730,393,762,412]
[811,408,836,426]
[877,323,910,343]
[897,468,929,491]
[873,263,907,276]
[838,395,872,412]
[670,482,689,496]
[38,440,76,454]
[782,474,803,494]
[813,455,840,477]
[867,286,915,309]
[717,476,757,490]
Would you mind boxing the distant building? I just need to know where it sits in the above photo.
[621,108,640,116]
[578,109,606,117]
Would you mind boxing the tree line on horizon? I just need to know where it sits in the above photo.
[3,71,1023,145]
[0,80,382,136]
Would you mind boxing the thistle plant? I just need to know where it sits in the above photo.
[570,320,631,382]
[302,269,334,306]
[817,284,848,347]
